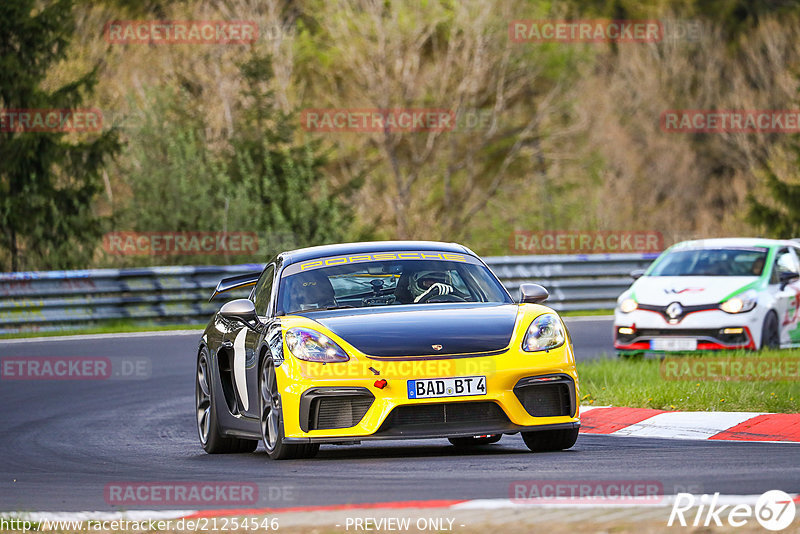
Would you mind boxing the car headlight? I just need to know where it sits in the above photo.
[619,298,638,313]
[719,290,758,314]
[522,313,566,352]
[285,327,349,362]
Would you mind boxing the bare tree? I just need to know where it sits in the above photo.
[298,0,582,240]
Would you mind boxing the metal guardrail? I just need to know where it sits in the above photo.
[489,253,657,311]
[0,253,658,335]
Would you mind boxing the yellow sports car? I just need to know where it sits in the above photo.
[196,241,580,459]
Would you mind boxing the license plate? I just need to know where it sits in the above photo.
[407,376,486,399]
[650,338,697,351]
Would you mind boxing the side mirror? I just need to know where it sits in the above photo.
[219,298,259,325]
[630,269,646,280]
[519,283,549,304]
[779,271,799,289]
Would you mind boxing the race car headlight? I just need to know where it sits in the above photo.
[522,313,566,352]
[284,327,349,362]
[719,290,758,314]
[619,298,638,313]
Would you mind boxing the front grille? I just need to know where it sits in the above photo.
[637,303,718,322]
[618,328,749,345]
[386,401,508,428]
[310,396,373,431]
[515,382,572,417]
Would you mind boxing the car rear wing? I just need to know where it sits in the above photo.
[209,271,261,301]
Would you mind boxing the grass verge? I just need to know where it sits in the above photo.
[560,309,614,317]
[578,349,800,413]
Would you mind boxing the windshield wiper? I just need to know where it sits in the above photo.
[316,305,356,311]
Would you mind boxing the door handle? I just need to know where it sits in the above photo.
[221,340,233,349]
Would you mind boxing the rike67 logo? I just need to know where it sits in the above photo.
[669,490,796,531]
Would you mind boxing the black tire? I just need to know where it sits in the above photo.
[196,347,258,454]
[521,427,579,452]
[448,434,502,447]
[259,357,319,460]
[619,352,643,359]
[761,311,780,349]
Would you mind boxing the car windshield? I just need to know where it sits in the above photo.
[277,252,511,314]
[649,247,768,277]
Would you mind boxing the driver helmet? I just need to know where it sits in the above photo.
[409,270,451,300]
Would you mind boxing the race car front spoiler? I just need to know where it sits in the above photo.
[282,421,580,444]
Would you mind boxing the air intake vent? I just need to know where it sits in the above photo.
[390,401,507,427]
[515,382,572,417]
[310,396,373,430]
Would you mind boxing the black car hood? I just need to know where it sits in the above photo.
[302,303,519,357]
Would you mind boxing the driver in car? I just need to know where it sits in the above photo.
[284,271,337,312]
[410,270,456,303]
[751,256,765,276]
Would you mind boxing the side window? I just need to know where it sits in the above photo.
[253,264,276,316]
[771,249,799,284]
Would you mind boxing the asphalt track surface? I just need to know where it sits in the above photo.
[1,318,798,512]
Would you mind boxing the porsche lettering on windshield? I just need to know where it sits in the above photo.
[278,254,510,314]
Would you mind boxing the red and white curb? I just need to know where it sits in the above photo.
[9,494,800,523]
[580,406,800,442]
[7,408,799,524]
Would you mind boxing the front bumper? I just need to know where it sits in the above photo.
[277,346,580,442]
[283,422,580,444]
[614,309,758,352]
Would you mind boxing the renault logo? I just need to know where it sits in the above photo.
[431,344,443,351]
[666,302,683,320]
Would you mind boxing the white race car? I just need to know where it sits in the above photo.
[614,238,800,354]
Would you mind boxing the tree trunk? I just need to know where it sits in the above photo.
[10,226,18,272]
